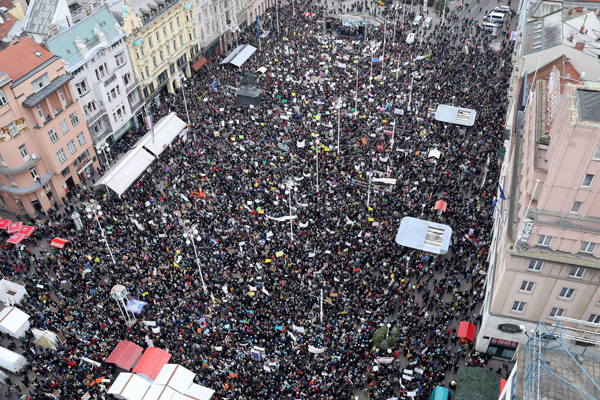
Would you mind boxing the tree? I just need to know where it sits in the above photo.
[434,0,448,11]
[371,327,387,348]
[248,34,258,48]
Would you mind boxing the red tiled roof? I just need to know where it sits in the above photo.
[0,0,15,11]
[0,37,56,81]
[0,15,16,40]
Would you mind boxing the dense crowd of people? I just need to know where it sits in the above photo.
[0,1,515,399]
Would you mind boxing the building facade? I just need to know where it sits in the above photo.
[46,6,144,152]
[112,0,200,104]
[0,38,98,216]
[477,78,600,358]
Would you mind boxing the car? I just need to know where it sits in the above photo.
[379,1,386,5]
[406,33,416,44]
[412,15,423,27]
[480,22,499,31]
[423,17,433,29]
[0,243,14,250]
[484,12,505,23]
[493,6,510,13]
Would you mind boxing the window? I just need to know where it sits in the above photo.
[176,16,180,26]
[559,288,575,299]
[148,37,153,48]
[32,74,50,92]
[95,63,108,80]
[163,26,167,37]
[73,149,89,169]
[512,301,526,312]
[570,201,582,213]
[8,122,18,137]
[19,144,29,160]
[77,132,87,146]
[170,21,174,32]
[8,175,16,186]
[582,174,594,187]
[61,166,70,177]
[57,148,67,164]
[0,89,7,107]
[115,53,125,67]
[58,88,67,107]
[588,314,600,324]
[549,308,565,318]
[593,146,600,160]
[123,73,132,86]
[29,167,40,181]
[537,235,553,247]
[160,51,164,61]
[156,31,160,42]
[67,140,77,155]
[36,104,45,120]
[153,56,158,68]
[173,40,177,51]
[580,241,597,253]
[70,112,79,126]
[569,267,586,279]
[180,35,184,46]
[145,66,150,77]
[520,281,534,292]
[48,128,59,143]
[59,120,69,135]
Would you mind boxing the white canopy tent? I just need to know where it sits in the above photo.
[0,279,27,307]
[137,113,188,157]
[220,44,257,68]
[0,306,30,338]
[183,384,215,400]
[108,373,151,400]
[93,146,155,196]
[153,364,195,394]
[142,385,180,400]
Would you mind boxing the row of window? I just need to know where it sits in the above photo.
[537,235,597,254]
[511,301,600,324]
[527,260,587,278]
[520,281,576,300]
[48,113,81,143]
[136,14,194,59]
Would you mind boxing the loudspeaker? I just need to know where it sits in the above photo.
[358,26,365,36]
[326,21,332,30]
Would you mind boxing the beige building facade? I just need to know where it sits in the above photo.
[0,37,98,216]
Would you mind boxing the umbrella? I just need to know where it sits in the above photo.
[0,219,10,230]
[457,321,477,341]
[7,222,22,234]
[18,225,35,238]
[50,238,70,249]
[434,200,447,212]
[7,233,26,245]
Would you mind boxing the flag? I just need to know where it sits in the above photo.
[368,93,374,98]
[499,184,506,200]
[491,198,498,215]
[371,57,379,63]
[256,16,260,39]
[145,115,154,143]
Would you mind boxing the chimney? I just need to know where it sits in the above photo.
[569,34,574,42]
[580,14,588,33]
[575,42,585,51]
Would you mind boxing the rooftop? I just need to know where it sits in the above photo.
[22,0,62,35]
[45,6,123,71]
[0,37,56,82]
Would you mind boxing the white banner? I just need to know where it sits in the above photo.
[375,357,394,364]
[308,345,324,354]
[292,325,305,333]
[152,327,161,333]
[266,215,298,222]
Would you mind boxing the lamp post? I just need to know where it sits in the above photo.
[99,142,120,198]
[174,71,190,126]
[282,179,298,240]
[335,97,344,155]
[84,200,117,266]
[183,225,207,294]
[386,323,392,339]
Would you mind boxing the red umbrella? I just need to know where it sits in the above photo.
[50,238,70,249]
[434,200,447,212]
[457,321,477,341]
[7,233,26,245]
[17,225,35,238]
[7,222,22,234]
[0,219,10,230]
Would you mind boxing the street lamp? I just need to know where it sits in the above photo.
[84,200,117,266]
[183,226,207,294]
[282,179,298,240]
[334,97,344,155]
[99,142,120,198]
[386,323,392,339]
[174,71,190,126]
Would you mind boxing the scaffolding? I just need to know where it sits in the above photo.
[524,318,600,400]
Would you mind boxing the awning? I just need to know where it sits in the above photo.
[17,225,35,237]
[434,200,447,212]
[138,113,187,157]
[220,44,257,68]
[132,348,172,380]
[106,341,144,371]
[108,373,151,400]
[50,237,69,249]
[22,74,74,108]
[7,233,26,245]
[457,321,477,341]
[192,56,208,71]
[92,146,156,197]
[0,219,10,230]
[7,222,23,234]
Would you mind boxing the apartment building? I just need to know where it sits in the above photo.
[46,6,144,151]
[194,0,248,61]
[112,0,200,104]
[0,38,98,216]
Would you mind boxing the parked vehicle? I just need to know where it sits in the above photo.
[412,15,423,27]
[0,346,27,374]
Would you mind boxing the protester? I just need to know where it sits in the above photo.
[1,2,514,399]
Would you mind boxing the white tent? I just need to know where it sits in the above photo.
[153,364,195,394]
[31,328,65,350]
[220,44,257,67]
[93,146,155,196]
[0,279,27,306]
[143,385,181,400]
[137,113,188,157]
[0,307,30,338]
[108,373,151,400]
[183,384,215,400]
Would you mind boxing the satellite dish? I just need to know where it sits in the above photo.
[580,71,586,81]
[32,154,37,159]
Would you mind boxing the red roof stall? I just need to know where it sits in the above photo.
[50,238,70,249]
[105,341,144,371]
[7,222,22,234]
[7,234,26,245]
[0,219,10,230]
[132,347,171,380]
[17,226,35,237]
[457,321,477,342]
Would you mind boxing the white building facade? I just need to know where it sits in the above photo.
[46,6,144,152]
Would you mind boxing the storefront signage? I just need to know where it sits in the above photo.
[491,338,518,348]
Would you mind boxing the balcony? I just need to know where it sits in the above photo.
[136,54,148,67]
[104,74,118,87]
[126,79,141,94]
[0,156,42,175]
[84,106,107,127]
[93,124,114,145]
[168,55,177,64]
[129,96,144,113]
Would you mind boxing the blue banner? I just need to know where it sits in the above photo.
[256,16,260,39]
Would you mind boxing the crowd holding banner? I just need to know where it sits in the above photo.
[0,1,516,399]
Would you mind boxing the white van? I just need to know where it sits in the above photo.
[484,12,505,23]
[423,17,433,29]
[480,22,499,32]
[412,15,423,27]
[0,346,27,374]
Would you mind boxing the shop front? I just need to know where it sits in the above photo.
[486,337,518,360]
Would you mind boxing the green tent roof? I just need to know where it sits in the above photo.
[455,367,501,400]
